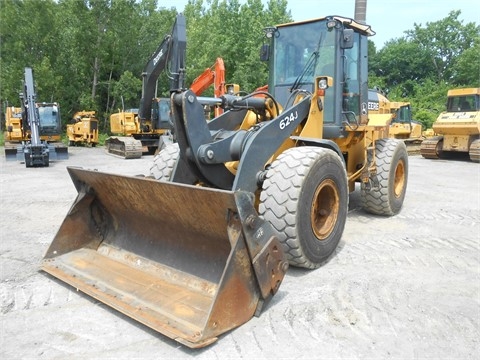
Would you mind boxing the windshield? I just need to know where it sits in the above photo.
[271,19,336,106]
[395,105,412,123]
[447,95,478,112]
[38,105,59,127]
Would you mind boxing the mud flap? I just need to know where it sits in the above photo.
[41,167,287,348]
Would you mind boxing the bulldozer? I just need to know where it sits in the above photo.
[66,111,99,147]
[368,89,424,153]
[41,14,408,348]
[420,87,480,162]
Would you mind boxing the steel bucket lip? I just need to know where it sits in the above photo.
[41,246,217,346]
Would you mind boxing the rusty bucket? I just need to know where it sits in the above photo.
[41,167,287,348]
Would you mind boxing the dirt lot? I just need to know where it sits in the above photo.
[1,146,479,359]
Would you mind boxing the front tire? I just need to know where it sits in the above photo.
[259,147,348,269]
[361,138,408,215]
[149,143,179,181]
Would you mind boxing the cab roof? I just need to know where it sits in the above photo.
[276,15,376,37]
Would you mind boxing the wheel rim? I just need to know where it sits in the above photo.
[393,159,406,198]
[311,179,340,240]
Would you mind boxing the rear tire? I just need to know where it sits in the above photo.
[361,138,408,215]
[259,147,348,269]
[149,143,179,181]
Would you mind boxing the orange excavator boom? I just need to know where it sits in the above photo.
[190,58,226,116]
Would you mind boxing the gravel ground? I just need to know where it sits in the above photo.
[1,146,479,359]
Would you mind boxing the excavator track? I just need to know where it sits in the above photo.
[420,136,443,159]
[469,138,480,162]
[105,136,143,159]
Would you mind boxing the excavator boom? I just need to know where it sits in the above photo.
[106,14,187,158]
[16,68,50,167]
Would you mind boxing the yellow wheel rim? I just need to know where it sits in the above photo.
[311,179,340,240]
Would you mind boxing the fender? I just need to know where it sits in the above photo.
[290,136,346,166]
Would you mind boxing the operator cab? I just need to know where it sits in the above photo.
[447,94,478,112]
[263,16,374,138]
[37,103,62,137]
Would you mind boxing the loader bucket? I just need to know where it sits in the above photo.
[41,167,287,348]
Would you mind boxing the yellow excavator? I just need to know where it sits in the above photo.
[106,16,187,158]
[420,87,480,161]
[107,21,227,159]
[5,67,68,166]
[4,80,68,162]
[42,14,408,348]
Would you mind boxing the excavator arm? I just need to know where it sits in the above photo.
[18,67,50,167]
[190,57,227,117]
[21,68,41,146]
[138,14,186,122]
[190,57,226,98]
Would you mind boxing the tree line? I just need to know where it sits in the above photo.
[1,0,478,132]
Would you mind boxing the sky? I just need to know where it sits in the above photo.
[159,0,479,49]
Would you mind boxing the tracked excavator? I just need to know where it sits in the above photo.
[11,67,55,167]
[420,87,480,162]
[106,15,187,158]
[42,15,408,348]
[107,19,227,158]
[4,86,68,161]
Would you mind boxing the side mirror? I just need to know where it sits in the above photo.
[341,29,354,49]
[260,44,270,61]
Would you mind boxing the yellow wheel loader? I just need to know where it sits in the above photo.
[420,88,480,161]
[42,15,408,348]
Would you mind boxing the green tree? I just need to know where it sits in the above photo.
[370,38,435,91]
[405,10,479,84]
[110,70,142,111]
[0,0,60,105]
[450,41,480,87]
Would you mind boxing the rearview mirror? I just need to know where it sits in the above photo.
[260,44,270,61]
[341,29,354,49]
